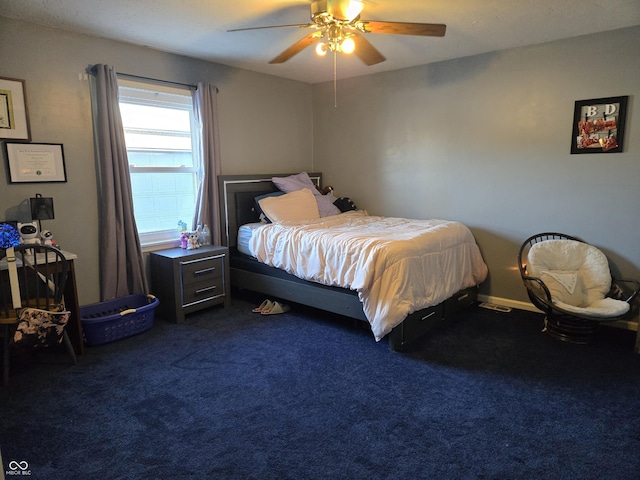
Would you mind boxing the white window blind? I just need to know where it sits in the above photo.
[118,78,198,247]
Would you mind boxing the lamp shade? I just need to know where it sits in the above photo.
[30,193,55,220]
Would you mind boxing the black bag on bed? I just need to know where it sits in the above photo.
[333,197,358,212]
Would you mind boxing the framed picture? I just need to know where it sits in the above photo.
[570,96,628,154]
[5,142,67,183]
[0,77,31,141]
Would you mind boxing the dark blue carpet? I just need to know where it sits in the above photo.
[1,291,639,479]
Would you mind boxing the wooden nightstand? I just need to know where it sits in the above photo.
[149,245,230,323]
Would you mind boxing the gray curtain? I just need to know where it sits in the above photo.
[192,83,222,246]
[91,64,148,300]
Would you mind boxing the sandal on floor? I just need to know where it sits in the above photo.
[261,302,290,315]
[252,299,273,313]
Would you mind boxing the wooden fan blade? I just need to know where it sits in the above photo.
[227,23,313,32]
[269,33,320,64]
[352,33,386,65]
[361,21,446,37]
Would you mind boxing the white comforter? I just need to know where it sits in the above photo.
[248,211,488,341]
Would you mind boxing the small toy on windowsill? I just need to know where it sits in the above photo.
[186,231,200,250]
[178,220,189,249]
[199,224,211,246]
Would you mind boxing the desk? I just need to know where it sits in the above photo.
[0,250,84,355]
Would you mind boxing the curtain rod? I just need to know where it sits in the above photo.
[116,72,197,90]
[87,65,218,92]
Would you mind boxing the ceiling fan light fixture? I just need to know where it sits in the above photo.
[235,0,446,74]
[315,42,328,56]
[340,37,355,54]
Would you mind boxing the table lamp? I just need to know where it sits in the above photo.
[30,193,55,235]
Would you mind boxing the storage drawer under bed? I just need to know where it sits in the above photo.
[444,286,477,316]
[388,287,478,351]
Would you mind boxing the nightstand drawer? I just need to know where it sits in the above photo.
[182,278,224,307]
[180,255,223,287]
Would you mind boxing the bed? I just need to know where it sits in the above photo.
[218,172,488,350]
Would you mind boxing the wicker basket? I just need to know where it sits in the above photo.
[80,294,159,346]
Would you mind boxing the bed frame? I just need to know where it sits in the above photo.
[218,173,478,351]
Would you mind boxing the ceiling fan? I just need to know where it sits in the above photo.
[228,0,446,66]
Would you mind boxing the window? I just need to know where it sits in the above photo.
[118,78,198,247]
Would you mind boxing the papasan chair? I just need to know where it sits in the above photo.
[518,233,639,344]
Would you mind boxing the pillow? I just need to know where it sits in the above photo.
[272,172,341,217]
[316,194,341,217]
[272,172,320,196]
[257,188,320,223]
[255,191,285,203]
[254,191,285,223]
[539,270,586,307]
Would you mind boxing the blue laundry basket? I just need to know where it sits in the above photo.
[80,294,159,346]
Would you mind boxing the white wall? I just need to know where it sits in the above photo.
[313,26,640,305]
[0,16,313,304]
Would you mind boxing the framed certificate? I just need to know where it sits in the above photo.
[5,142,67,183]
[0,77,31,141]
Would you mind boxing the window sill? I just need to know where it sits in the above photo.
[141,239,181,254]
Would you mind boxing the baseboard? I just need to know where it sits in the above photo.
[606,319,639,332]
[477,294,639,332]
[477,294,541,313]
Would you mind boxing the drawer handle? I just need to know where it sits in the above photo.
[194,267,216,276]
[457,293,469,302]
[421,311,437,321]
[195,286,217,295]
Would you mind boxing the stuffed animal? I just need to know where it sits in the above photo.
[41,230,55,246]
[180,232,189,249]
[316,185,334,195]
[186,231,200,250]
[18,222,40,245]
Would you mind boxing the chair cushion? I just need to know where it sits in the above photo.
[528,239,629,317]
[13,307,70,348]
[551,297,630,317]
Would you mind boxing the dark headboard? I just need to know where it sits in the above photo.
[217,173,322,248]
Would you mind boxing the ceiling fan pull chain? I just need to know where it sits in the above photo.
[334,50,338,108]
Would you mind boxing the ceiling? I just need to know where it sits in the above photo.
[3,0,639,84]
